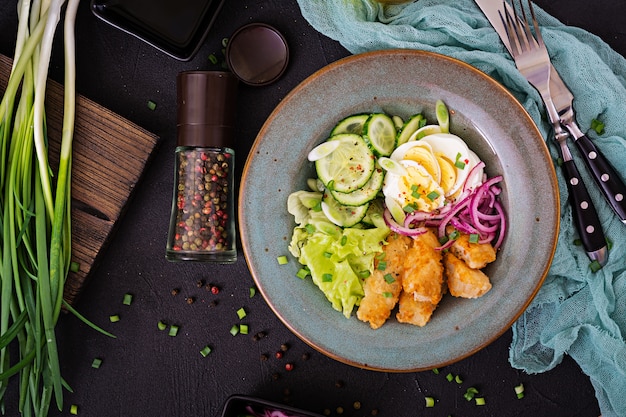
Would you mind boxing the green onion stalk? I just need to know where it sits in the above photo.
[0,0,111,415]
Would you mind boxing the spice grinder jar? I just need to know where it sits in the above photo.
[166,71,238,263]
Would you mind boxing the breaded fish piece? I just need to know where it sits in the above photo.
[396,291,438,327]
[402,229,444,304]
[356,233,409,329]
[449,233,496,269]
[444,252,492,298]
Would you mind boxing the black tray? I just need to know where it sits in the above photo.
[91,0,226,61]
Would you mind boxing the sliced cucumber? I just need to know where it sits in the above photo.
[363,113,397,157]
[321,193,369,227]
[436,99,450,133]
[330,114,369,136]
[361,198,385,228]
[330,164,384,206]
[396,113,425,146]
[314,134,375,193]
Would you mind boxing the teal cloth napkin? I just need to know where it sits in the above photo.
[295,1,626,415]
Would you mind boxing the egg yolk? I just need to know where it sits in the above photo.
[397,163,444,212]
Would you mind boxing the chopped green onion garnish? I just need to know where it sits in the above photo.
[455,374,463,384]
[230,324,240,336]
[475,397,486,406]
[446,373,454,382]
[158,321,167,331]
[305,224,316,233]
[432,368,440,375]
[468,234,479,244]
[358,270,371,279]
[296,268,310,279]
[109,315,120,323]
[169,325,179,337]
[340,235,348,246]
[208,54,218,64]
[464,387,479,401]
[222,37,229,48]
[377,261,387,271]
[322,273,333,282]
[403,204,416,213]
[383,273,395,284]
[589,259,602,273]
[249,287,256,298]
[70,404,79,415]
[237,307,246,319]
[591,118,605,134]
[277,255,288,265]
[455,152,466,169]
[91,358,102,369]
[240,324,249,335]
[382,292,393,298]
[426,190,440,201]
[147,100,157,111]
[515,383,525,399]
[123,293,133,306]
[70,261,80,273]
[200,346,212,357]
[425,397,435,408]
[323,251,332,258]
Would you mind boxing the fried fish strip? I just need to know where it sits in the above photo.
[449,233,496,269]
[396,291,438,327]
[356,233,409,329]
[402,229,444,304]
[443,252,492,298]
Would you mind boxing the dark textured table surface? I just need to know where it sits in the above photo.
[2,1,625,416]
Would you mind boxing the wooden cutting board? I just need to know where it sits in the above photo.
[0,54,160,305]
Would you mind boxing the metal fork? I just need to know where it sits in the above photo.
[501,0,608,265]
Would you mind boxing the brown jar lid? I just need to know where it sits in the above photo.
[226,23,289,86]
[176,71,238,148]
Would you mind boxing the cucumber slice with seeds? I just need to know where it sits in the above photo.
[363,113,396,157]
[330,114,369,136]
[321,193,369,227]
[314,134,375,193]
[330,164,384,206]
[396,113,425,146]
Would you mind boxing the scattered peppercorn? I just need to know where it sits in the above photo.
[335,380,345,388]
[301,353,310,361]
[285,363,294,371]
[253,331,267,341]
[323,409,331,416]
[272,373,280,380]
[371,409,379,416]
[196,280,205,288]
[336,407,344,414]
[280,343,290,352]
[211,285,220,295]
[171,288,180,296]
[353,402,361,410]
[186,297,195,305]
[275,351,284,359]
[260,354,269,361]
[209,300,218,307]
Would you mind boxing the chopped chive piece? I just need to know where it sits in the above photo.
[432,368,440,375]
[169,325,179,337]
[377,261,387,271]
[323,251,332,258]
[296,268,310,279]
[358,270,371,279]
[322,273,333,282]
[403,204,416,213]
[589,260,602,272]
[591,118,605,134]
[123,293,133,306]
[517,392,525,399]
[475,397,486,406]
[464,387,479,401]
[515,383,525,399]
[230,324,240,336]
[240,324,249,335]
[425,397,435,408]
[426,190,440,201]
[109,315,120,323]
[383,273,395,284]
[468,234,479,244]
[222,37,229,48]
[70,261,80,273]
[340,235,348,246]
[249,287,256,298]
[455,374,463,384]
[200,345,212,357]
[446,373,454,382]
[305,223,316,233]
[573,238,582,246]
[158,321,167,331]
[237,307,247,319]
[277,255,288,265]
[147,100,157,111]
[70,404,79,415]
[382,292,392,298]
[91,358,102,369]
[208,54,218,64]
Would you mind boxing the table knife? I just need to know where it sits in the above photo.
[475,0,626,224]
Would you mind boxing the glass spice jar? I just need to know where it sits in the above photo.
[166,71,238,263]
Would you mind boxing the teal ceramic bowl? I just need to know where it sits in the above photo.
[239,50,559,371]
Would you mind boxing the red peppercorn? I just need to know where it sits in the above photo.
[210,285,220,295]
[285,363,294,371]
[275,351,283,359]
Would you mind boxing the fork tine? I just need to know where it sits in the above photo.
[525,0,544,47]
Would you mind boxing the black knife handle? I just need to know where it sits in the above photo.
[574,133,626,222]
[561,159,608,260]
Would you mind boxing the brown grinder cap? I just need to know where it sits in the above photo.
[176,71,238,148]
[226,23,289,86]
